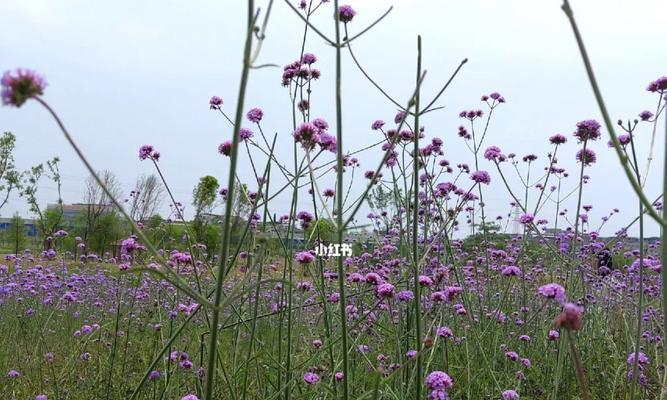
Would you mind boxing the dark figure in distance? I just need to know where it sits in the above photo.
[596,247,613,276]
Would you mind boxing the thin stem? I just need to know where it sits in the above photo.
[411,34,423,400]
[204,2,256,398]
[566,330,591,400]
[333,2,349,398]
[561,0,665,227]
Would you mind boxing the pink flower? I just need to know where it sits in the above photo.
[425,371,453,390]
[246,107,263,123]
[554,302,584,331]
[209,96,223,109]
[538,283,566,303]
[1,68,46,107]
[303,372,320,385]
[338,5,356,23]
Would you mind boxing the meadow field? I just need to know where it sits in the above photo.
[1,1,666,399]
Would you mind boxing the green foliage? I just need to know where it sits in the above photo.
[0,132,20,211]
[305,218,336,244]
[20,157,64,247]
[192,175,220,217]
[6,212,27,254]
[192,175,220,243]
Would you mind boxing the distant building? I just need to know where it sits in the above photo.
[47,203,113,219]
[0,217,38,237]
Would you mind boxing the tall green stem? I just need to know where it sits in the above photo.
[205,2,255,398]
[411,35,423,400]
[333,2,350,399]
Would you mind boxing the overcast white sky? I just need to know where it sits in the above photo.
[1,0,665,237]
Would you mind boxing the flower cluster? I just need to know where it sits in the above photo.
[282,56,321,87]
[573,119,601,142]
[293,120,336,153]
[576,148,596,166]
[1,68,47,107]
[139,145,161,161]
[425,371,453,399]
[338,5,356,23]
[646,76,667,93]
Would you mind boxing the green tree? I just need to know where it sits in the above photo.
[0,132,21,211]
[192,175,220,244]
[8,212,27,254]
[20,157,64,249]
[305,218,336,244]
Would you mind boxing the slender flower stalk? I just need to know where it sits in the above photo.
[662,111,667,399]
[333,1,350,398]
[627,128,645,400]
[411,35,423,400]
[204,2,256,398]
[560,0,665,227]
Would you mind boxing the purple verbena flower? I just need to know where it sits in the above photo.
[246,107,263,123]
[1,68,46,107]
[338,5,356,23]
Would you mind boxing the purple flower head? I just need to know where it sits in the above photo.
[377,283,395,298]
[425,371,453,390]
[638,110,653,121]
[518,213,534,225]
[293,122,320,150]
[471,170,491,185]
[555,302,584,331]
[218,141,233,156]
[371,120,385,130]
[502,390,520,400]
[548,330,560,341]
[549,134,567,145]
[484,146,504,161]
[647,76,667,93]
[246,107,263,123]
[297,211,314,222]
[181,395,199,400]
[149,370,161,381]
[239,128,254,141]
[307,119,327,132]
[209,96,223,109]
[138,145,153,160]
[501,266,521,277]
[338,5,356,23]
[538,283,566,303]
[505,351,519,361]
[436,326,453,338]
[429,389,450,400]
[397,290,414,302]
[418,275,433,286]
[318,132,337,153]
[301,53,317,65]
[459,109,484,120]
[618,134,631,146]
[576,148,596,166]
[627,352,649,369]
[1,68,46,107]
[304,372,320,385]
[295,251,315,265]
[7,369,20,378]
[36,396,48,400]
[573,119,601,142]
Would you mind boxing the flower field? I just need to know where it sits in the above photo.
[1,1,666,399]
